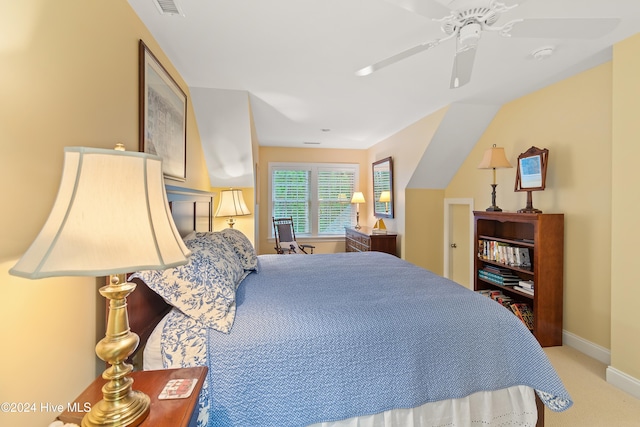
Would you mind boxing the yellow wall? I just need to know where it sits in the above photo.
[0,2,211,426]
[611,34,640,380]
[445,62,613,349]
[257,147,368,255]
[404,189,445,274]
[367,107,449,259]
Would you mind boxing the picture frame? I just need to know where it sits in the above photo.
[515,146,548,192]
[514,146,549,213]
[372,157,394,218]
[139,40,187,181]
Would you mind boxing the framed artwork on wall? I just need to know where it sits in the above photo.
[139,40,187,181]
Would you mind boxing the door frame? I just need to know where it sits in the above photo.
[443,198,475,287]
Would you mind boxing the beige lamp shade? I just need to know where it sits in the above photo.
[10,147,190,279]
[350,192,365,204]
[378,191,391,203]
[9,146,192,427]
[477,145,513,170]
[215,189,251,217]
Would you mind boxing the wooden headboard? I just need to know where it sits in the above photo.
[165,185,215,237]
[125,185,215,369]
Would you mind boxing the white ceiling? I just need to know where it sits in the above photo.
[128,0,640,150]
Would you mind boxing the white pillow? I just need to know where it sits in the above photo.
[143,312,169,370]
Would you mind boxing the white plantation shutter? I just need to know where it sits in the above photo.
[318,168,356,234]
[270,163,359,236]
[272,169,310,233]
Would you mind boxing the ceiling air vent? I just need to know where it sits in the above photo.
[153,0,184,16]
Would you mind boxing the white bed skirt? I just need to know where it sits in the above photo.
[310,385,537,427]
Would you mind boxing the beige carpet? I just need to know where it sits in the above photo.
[543,345,640,426]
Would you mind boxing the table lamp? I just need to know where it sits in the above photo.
[10,145,191,427]
[215,189,251,228]
[477,144,513,212]
[350,192,365,229]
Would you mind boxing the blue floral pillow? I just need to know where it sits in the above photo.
[219,228,259,271]
[131,232,244,333]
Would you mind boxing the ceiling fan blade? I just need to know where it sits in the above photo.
[384,0,452,19]
[355,39,441,76]
[450,46,477,89]
[509,18,620,39]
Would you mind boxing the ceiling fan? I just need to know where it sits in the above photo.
[356,0,620,88]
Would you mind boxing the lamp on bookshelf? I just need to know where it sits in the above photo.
[478,144,513,212]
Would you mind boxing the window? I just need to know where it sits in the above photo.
[270,162,359,236]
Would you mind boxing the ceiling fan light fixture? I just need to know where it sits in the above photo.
[459,22,482,47]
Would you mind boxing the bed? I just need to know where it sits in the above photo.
[125,188,572,427]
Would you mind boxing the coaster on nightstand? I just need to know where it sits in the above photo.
[158,378,198,400]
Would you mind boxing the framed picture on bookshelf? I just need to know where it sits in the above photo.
[515,146,548,192]
[515,146,549,213]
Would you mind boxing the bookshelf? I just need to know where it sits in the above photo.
[474,211,564,347]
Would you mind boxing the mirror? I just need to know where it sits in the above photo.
[372,157,394,218]
[515,146,549,213]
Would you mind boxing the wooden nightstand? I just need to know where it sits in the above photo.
[57,366,207,427]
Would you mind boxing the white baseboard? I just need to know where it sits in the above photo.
[562,330,611,365]
[563,330,640,399]
[606,366,640,400]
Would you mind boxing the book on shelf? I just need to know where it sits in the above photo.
[514,285,534,296]
[478,268,520,285]
[477,239,532,268]
[511,303,534,331]
[517,247,531,267]
[518,280,534,290]
[476,289,513,309]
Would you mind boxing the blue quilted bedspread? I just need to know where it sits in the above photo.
[167,252,572,426]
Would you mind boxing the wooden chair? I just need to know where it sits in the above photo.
[272,217,315,254]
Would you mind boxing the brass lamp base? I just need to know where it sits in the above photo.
[83,276,150,427]
[82,390,149,427]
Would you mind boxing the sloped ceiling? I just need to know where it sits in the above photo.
[191,88,255,187]
[128,0,640,189]
[408,102,501,189]
[128,0,640,149]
